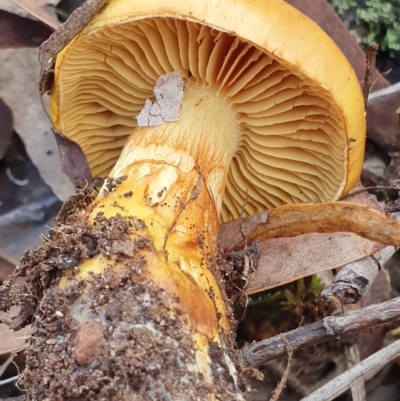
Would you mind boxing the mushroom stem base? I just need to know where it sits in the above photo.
[24,159,246,400]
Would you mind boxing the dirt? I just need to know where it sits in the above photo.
[0,181,98,329]
[0,180,247,400]
[220,242,261,312]
[23,269,216,400]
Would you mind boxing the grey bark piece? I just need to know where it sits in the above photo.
[321,244,396,304]
[0,48,75,201]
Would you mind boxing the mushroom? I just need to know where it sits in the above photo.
[41,0,365,399]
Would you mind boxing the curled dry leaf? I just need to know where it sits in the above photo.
[241,202,400,247]
[218,195,400,294]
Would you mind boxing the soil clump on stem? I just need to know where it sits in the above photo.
[0,179,248,400]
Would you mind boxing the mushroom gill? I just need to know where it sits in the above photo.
[53,18,347,221]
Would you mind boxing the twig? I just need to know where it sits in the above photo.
[264,359,309,397]
[323,269,366,401]
[342,185,399,199]
[362,43,379,108]
[344,346,365,401]
[368,81,400,106]
[239,296,400,368]
[0,195,60,227]
[321,246,395,304]
[299,338,400,401]
[269,335,293,401]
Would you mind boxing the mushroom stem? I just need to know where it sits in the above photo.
[50,82,246,399]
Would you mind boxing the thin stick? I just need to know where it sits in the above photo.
[367,81,400,105]
[343,185,399,199]
[264,359,309,397]
[321,246,395,304]
[323,270,366,401]
[362,43,379,108]
[299,338,400,401]
[239,296,400,368]
[269,335,293,401]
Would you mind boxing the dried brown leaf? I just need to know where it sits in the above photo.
[244,234,384,294]
[9,0,60,29]
[0,308,29,355]
[218,195,400,294]
[54,131,93,183]
[0,10,52,49]
[0,252,17,284]
[0,48,75,200]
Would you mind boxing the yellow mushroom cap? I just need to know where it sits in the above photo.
[50,0,366,222]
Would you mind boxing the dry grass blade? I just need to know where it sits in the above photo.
[0,354,14,378]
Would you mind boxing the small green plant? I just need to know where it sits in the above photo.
[329,0,400,54]
[247,275,325,327]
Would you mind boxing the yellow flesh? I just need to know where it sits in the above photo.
[53,18,347,222]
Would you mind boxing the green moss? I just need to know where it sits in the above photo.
[328,0,400,54]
